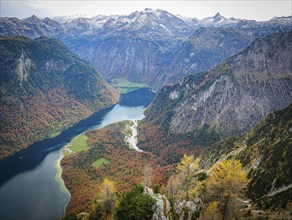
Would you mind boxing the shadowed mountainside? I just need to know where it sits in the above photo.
[0,36,119,158]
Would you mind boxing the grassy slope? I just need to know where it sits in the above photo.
[69,135,89,153]
[92,157,110,168]
[111,78,149,94]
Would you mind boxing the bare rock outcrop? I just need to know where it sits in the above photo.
[144,187,171,220]
[175,196,203,220]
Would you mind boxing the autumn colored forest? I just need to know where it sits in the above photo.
[61,121,174,215]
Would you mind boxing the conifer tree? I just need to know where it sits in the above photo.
[205,160,248,220]
[177,154,199,200]
[115,184,155,220]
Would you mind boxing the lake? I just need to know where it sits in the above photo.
[0,88,155,220]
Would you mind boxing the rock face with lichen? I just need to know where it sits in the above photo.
[173,193,203,220]
[144,187,171,220]
[175,201,196,220]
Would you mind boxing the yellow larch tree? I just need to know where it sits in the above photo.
[177,154,200,200]
[204,159,248,220]
[98,178,116,201]
[91,178,117,220]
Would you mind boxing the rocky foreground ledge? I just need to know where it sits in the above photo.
[143,187,203,220]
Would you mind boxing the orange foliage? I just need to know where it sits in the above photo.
[138,121,204,166]
[0,87,117,159]
[61,121,174,215]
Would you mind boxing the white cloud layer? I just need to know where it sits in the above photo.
[1,0,291,21]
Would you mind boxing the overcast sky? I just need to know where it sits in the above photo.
[1,0,291,21]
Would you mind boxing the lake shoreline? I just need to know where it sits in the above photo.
[55,148,71,196]
[0,88,156,220]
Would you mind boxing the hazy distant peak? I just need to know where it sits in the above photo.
[203,12,226,22]
[30,15,38,19]
[53,14,92,23]
[143,8,155,12]
[214,12,224,19]
[25,15,41,21]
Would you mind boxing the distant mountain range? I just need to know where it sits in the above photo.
[1,9,291,87]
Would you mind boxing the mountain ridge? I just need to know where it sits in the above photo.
[145,31,292,135]
[0,36,119,158]
[138,31,292,165]
[1,10,291,88]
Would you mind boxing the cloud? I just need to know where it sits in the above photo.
[1,1,54,18]
[0,0,291,21]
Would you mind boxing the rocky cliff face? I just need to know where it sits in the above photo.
[66,36,169,84]
[156,27,254,85]
[144,31,292,138]
[144,187,171,220]
[0,36,119,158]
[59,8,191,85]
